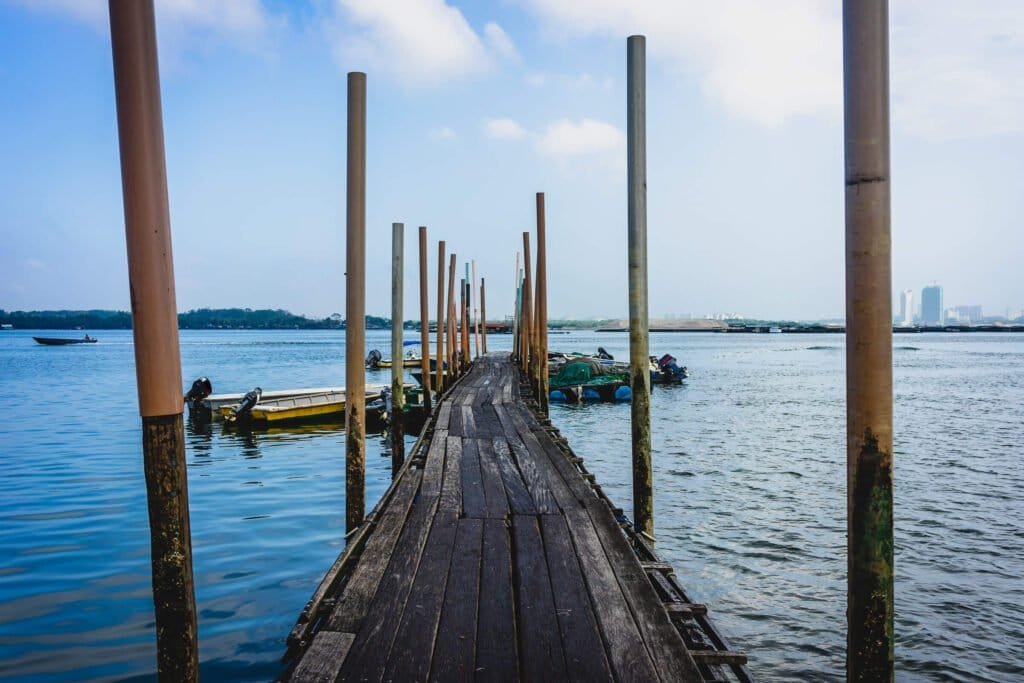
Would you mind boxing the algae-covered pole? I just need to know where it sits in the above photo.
[627,35,653,541]
[345,71,367,532]
[462,279,471,368]
[435,241,446,393]
[535,192,549,415]
[480,278,487,354]
[521,232,533,378]
[108,0,197,677]
[390,222,405,475]
[419,227,432,413]
[843,1,894,678]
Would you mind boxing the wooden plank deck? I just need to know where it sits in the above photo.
[287,353,744,682]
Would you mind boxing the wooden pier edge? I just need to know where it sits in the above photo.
[283,365,472,656]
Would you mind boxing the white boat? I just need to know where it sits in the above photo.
[202,385,389,417]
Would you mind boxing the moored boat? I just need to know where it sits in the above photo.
[33,335,97,345]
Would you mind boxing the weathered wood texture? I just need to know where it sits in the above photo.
[289,354,703,682]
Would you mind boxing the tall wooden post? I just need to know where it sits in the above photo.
[109,2,197,678]
[843,2,894,678]
[461,279,471,369]
[480,278,487,354]
[435,241,446,393]
[446,254,458,380]
[521,232,533,379]
[627,35,653,541]
[390,222,405,475]
[419,227,432,413]
[535,192,549,415]
[344,71,367,532]
[472,260,480,358]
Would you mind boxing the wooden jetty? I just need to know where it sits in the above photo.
[285,354,749,682]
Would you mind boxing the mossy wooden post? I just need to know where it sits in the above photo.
[627,35,653,542]
[390,222,405,475]
[843,1,894,678]
[108,1,197,678]
[446,253,458,380]
[345,72,367,532]
[535,192,549,415]
[480,278,487,354]
[435,241,446,393]
[419,227,432,413]
[461,278,471,369]
[521,233,533,379]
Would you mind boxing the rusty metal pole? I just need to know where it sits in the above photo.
[345,71,367,533]
[419,227,432,413]
[390,222,405,475]
[627,35,653,541]
[843,2,894,679]
[480,278,487,354]
[446,254,458,380]
[536,192,549,415]
[521,232,533,379]
[108,2,197,678]
[435,241,446,393]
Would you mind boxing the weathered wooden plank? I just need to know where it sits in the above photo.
[475,518,518,682]
[477,439,510,519]
[290,631,356,682]
[461,404,478,437]
[539,514,614,682]
[512,515,568,681]
[503,405,581,511]
[324,468,424,634]
[562,507,659,682]
[494,405,558,514]
[420,428,448,498]
[449,401,465,436]
[491,437,536,516]
[439,436,463,514]
[461,438,487,518]
[334,492,439,679]
[430,518,484,680]
[434,400,452,431]
[381,512,459,682]
[583,497,702,682]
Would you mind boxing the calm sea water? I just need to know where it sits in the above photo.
[0,329,1021,681]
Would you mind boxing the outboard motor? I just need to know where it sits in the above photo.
[657,354,688,383]
[365,349,383,369]
[597,347,614,360]
[228,387,262,422]
[184,377,213,412]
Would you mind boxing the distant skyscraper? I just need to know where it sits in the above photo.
[921,285,944,324]
[898,290,914,324]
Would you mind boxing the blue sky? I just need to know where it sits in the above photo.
[1,0,1021,320]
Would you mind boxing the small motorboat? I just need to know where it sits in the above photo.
[33,335,97,346]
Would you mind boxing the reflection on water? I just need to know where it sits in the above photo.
[0,329,1022,680]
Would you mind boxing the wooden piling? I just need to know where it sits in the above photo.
[480,278,487,354]
[472,260,480,359]
[461,279,471,369]
[521,233,533,379]
[390,222,405,475]
[627,35,653,541]
[843,1,894,678]
[345,71,367,532]
[436,241,446,394]
[419,228,432,413]
[108,1,197,678]
[446,254,458,380]
[535,192,549,415]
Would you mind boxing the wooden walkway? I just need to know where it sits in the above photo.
[285,353,749,682]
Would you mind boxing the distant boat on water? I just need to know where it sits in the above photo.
[33,335,97,346]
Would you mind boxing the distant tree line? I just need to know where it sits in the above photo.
[0,308,427,330]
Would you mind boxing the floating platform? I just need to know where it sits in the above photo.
[284,353,749,682]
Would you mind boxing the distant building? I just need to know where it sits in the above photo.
[898,290,914,324]
[921,285,944,324]
[954,305,982,323]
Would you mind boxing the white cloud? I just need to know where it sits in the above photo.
[429,126,457,141]
[523,0,841,127]
[484,21,519,61]
[8,0,270,35]
[483,118,528,140]
[537,118,624,157]
[333,1,515,87]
